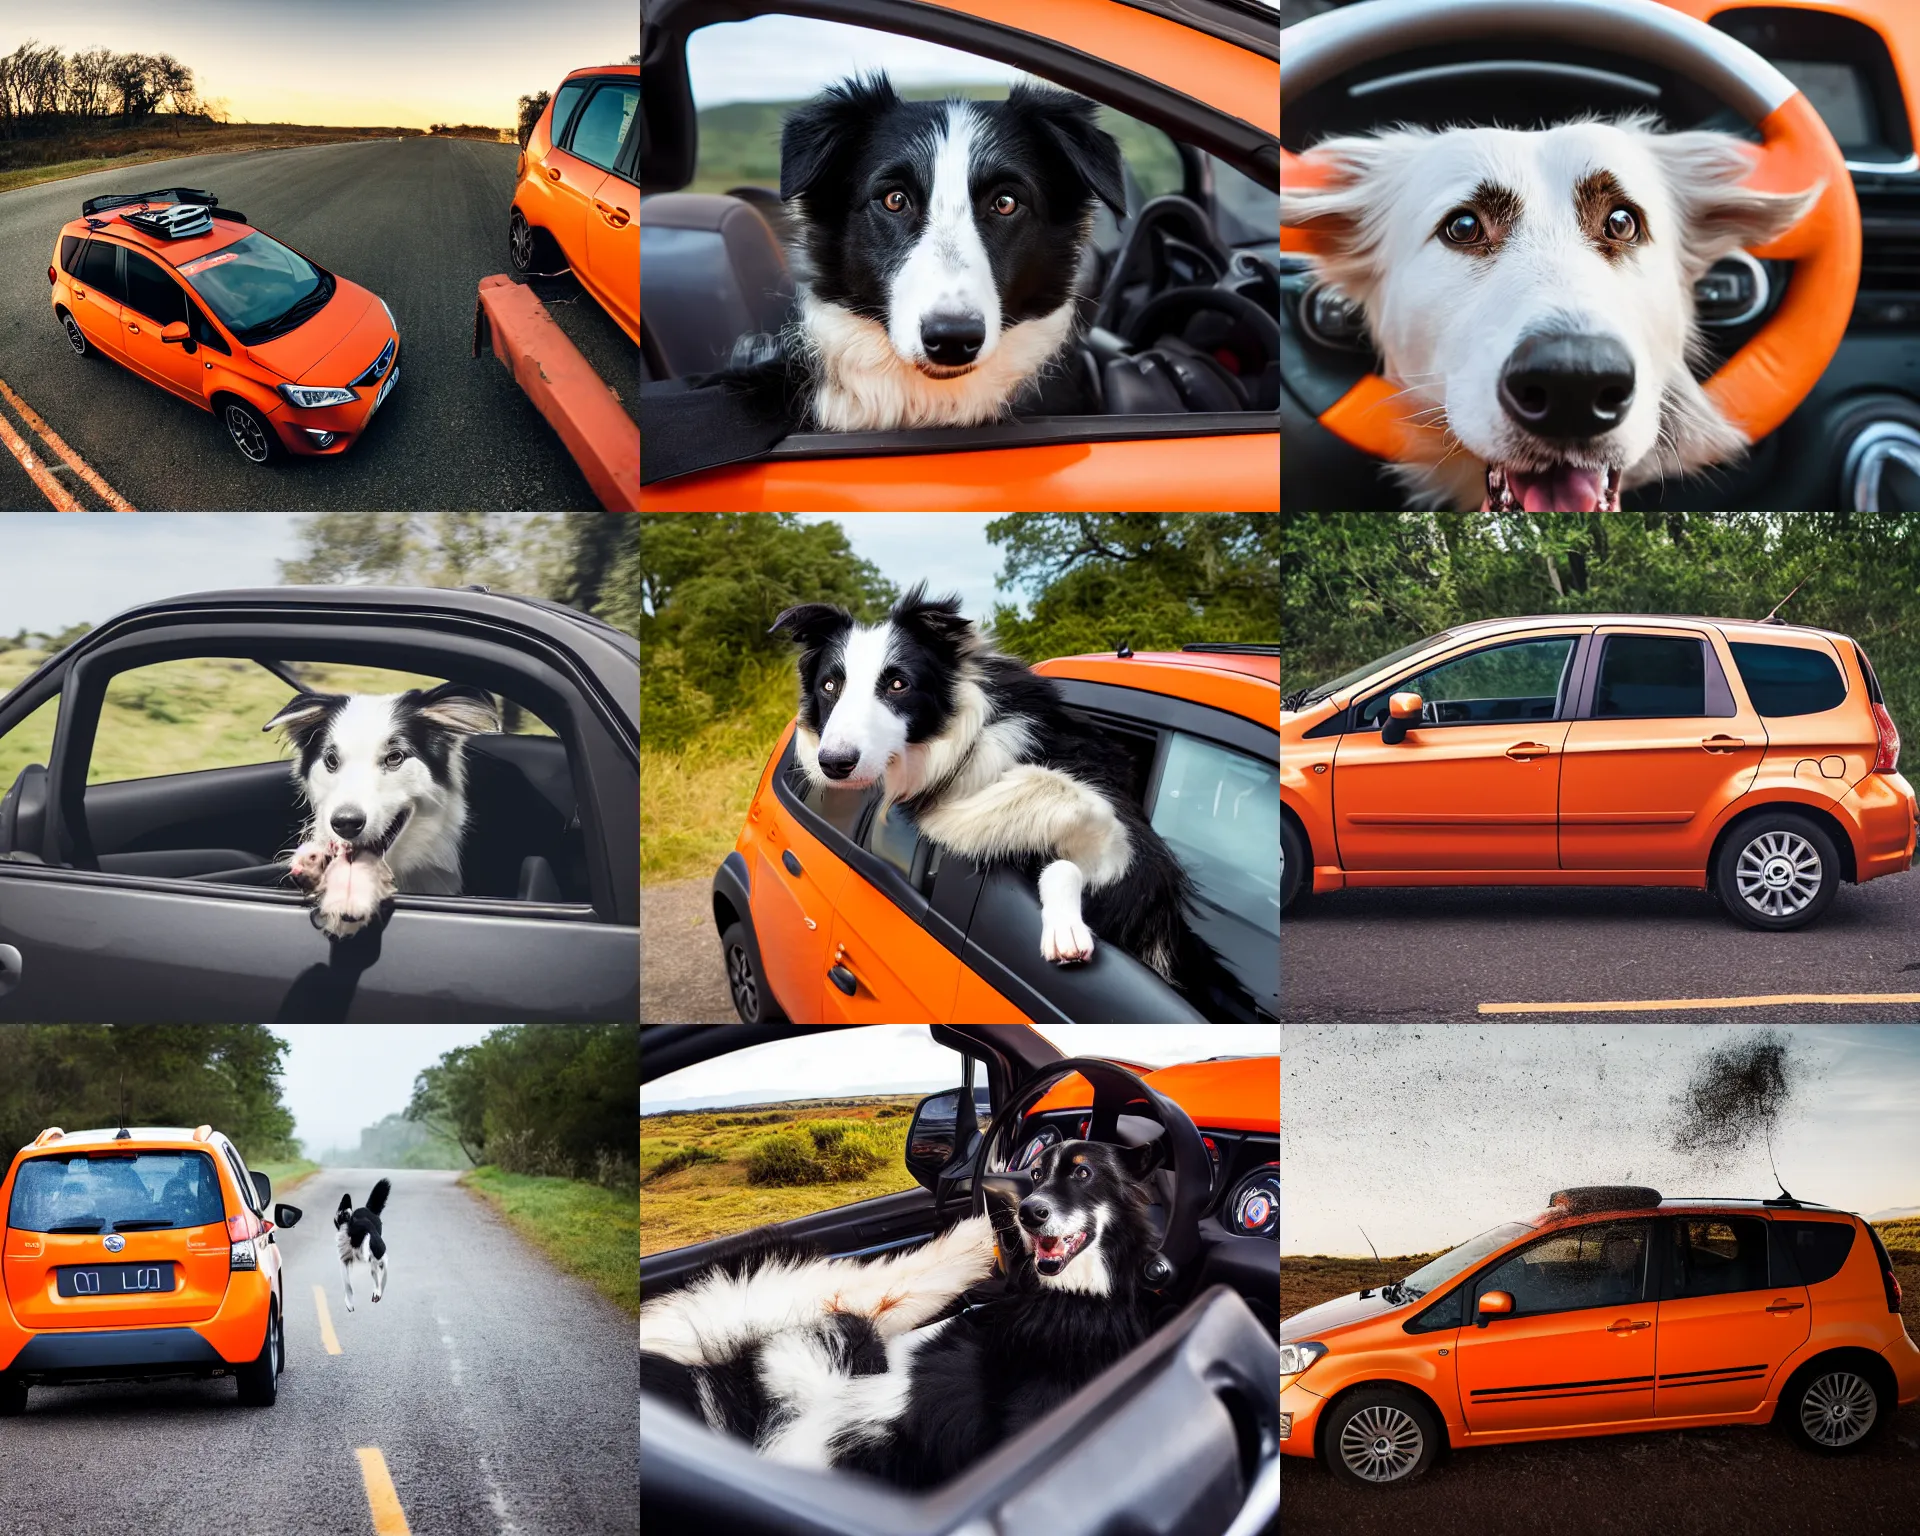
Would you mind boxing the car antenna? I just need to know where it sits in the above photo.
[115,1073,131,1140]
[1763,1134,1801,1207]
[1758,576,1810,626]
[1116,638,1133,659]
[1359,1225,1384,1294]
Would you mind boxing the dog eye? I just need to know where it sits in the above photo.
[1071,1164,1091,1181]
[322,749,339,772]
[991,193,1018,216]
[887,677,908,692]
[1440,209,1483,246]
[823,678,838,694]
[1605,207,1639,241]
[382,750,406,769]
[881,190,910,214]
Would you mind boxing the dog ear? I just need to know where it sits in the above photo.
[889,581,975,650]
[1647,131,1822,279]
[411,683,501,735]
[1278,128,1430,304]
[1014,84,1127,221]
[337,1192,353,1214]
[770,603,852,648]
[782,73,894,203]
[1119,1137,1164,1181]
[264,692,346,748]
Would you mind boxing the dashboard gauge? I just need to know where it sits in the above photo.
[1226,1165,1278,1238]
[1014,1125,1060,1170]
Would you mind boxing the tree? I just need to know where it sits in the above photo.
[517,89,550,148]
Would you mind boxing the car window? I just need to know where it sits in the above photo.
[641,1028,980,1254]
[1400,1221,1533,1299]
[570,81,638,174]
[1669,1217,1769,1298]
[1777,1220,1856,1285]
[59,233,83,274]
[1592,635,1709,718]
[78,239,125,302]
[1212,155,1280,248]
[1478,1221,1649,1317]
[123,249,190,327]
[549,80,589,144]
[1728,642,1847,717]
[1357,637,1574,730]
[867,801,921,882]
[796,769,869,839]
[1151,732,1279,937]
[189,299,231,354]
[177,232,326,340]
[7,1151,226,1233]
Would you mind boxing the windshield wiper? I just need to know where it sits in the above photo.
[109,1219,176,1231]
[1282,686,1315,711]
[47,1220,103,1233]
[237,278,331,341]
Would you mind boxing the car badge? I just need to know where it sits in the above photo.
[1238,1192,1272,1229]
[103,1234,126,1253]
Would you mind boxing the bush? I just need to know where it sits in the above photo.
[746,1120,883,1185]
[644,1145,721,1183]
[874,1106,906,1119]
[714,1112,788,1127]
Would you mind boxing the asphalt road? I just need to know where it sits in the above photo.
[641,877,734,1023]
[0,139,633,510]
[0,1167,638,1535]
[1282,875,1920,1021]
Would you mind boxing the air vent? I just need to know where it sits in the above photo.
[1853,181,1920,327]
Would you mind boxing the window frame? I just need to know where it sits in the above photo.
[1579,631,1734,723]
[1726,639,1849,718]
[77,237,129,303]
[566,79,639,176]
[1659,1214,1772,1300]
[122,247,191,328]
[1469,1218,1654,1322]
[1353,633,1582,734]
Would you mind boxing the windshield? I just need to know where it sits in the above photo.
[7,1151,227,1233]
[1398,1221,1532,1300]
[177,232,332,341]
[1285,630,1457,711]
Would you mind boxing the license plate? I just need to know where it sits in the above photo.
[371,362,398,415]
[56,1261,176,1297]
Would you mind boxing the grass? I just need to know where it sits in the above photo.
[462,1166,639,1314]
[250,1159,320,1196]
[640,1096,922,1256]
[0,121,431,198]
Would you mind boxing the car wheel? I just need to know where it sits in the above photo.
[721,920,787,1024]
[60,311,89,358]
[221,398,280,465]
[1282,817,1309,915]
[1714,812,1840,930]
[1322,1388,1439,1488]
[236,1301,281,1407]
[1783,1359,1888,1453]
[0,1377,25,1416]
[509,207,564,276]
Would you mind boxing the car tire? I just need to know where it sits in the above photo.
[220,397,281,465]
[509,207,565,277]
[1282,817,1309,915]
[236,1301,281,1407]
[1781,1357,1890,1454]
[1322,1387,1440,1488]
[0,1377,25,1416]
[721,920,787,1024]
[59,309,90,358]
[1713,812,1840,930]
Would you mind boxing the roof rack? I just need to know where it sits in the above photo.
[121,203,215,240]
[82,186,219,217]
[1181,642,1280,656]
[1548,1185,1663,1214]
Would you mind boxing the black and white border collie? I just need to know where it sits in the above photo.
[265,683,500,939]
[334,1179,390,1313]
[771,585,1231,998]
[764,72,1124,431]
[640,1138,1162,1488]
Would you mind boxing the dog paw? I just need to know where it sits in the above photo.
[313,851,395,939]
[1039,914,1095,964]
[287,838,335,890]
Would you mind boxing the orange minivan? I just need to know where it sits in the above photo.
[1281,1186,1920,1487]
[0,1124,303,1413]
[1282,614,1918,929]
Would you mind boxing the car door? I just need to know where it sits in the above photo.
[819,802,963,1023]
[1654,1215,1808,1419]
[1454,1220,1657,1436]
[70,238,129,358]
[1559,629,1767,871]
[545,77,629,273]
[574,82,639,338]
[118,249,207,404]
[1332,633,1582,872]
[750,760,853,1024]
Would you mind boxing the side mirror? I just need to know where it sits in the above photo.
[1476,1289,1513,1327]
[904,1089,961,1190]
[251,1171,271,1207]
[274,1204,303,1230]
[159,320,191,345]
[1381,690,1424,746]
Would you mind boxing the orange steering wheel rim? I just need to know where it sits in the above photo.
[1281,0,1861,463]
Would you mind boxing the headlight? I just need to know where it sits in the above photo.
[277,383,358,409]
[379,296,396,333]
[1278,1341,1328,1376]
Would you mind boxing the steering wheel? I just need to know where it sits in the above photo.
[1280,0,1860,464]
[970,1057,1211,1291]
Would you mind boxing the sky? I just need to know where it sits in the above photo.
[1280,1024,1920,1257]
[273,1024,496,1159]
[796,513,1010,626]
[643,1024,1276,1113]
[7,0,635,131]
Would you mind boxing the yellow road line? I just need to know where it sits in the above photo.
[0,400,81,511]
[0,378,136,510]
[314,1283,342,1355]
[356,1448,412,1536]
[1481,993,1920,1015]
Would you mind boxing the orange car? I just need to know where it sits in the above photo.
[0,1124,304,1413]
[512,64,639,343]
[1282,613,1917,930]
[1281,1185,1920,1487]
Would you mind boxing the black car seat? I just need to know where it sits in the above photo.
[640,193,794,377]
[460,735,589,901]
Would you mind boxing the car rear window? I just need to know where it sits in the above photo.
[59,233,84,273]
[78,239,125,302]
[569,81,638,174]
[1775,1219,1856,1285]
[7,1151,226,1234]
[1728,642,1847,717]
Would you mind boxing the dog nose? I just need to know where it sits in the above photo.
[330,808,366,840]
[1018,1198,1050,1231]
[817,748,859,781]
[1498,333,1636,439]
[920,311,985,367]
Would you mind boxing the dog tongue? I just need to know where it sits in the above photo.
[1036,1235,1062,1255]
[1510,464,1604,513]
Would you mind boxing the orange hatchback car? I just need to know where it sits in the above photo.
[0,1124,304,1413]
[1282,614,1918,929]
[1281,1186,1920,1487]
[49,188,400,463]
[511,64,639,343]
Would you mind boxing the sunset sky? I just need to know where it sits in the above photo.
[6,0,635,131]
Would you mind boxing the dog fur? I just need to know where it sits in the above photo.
[333,1179,389,1313]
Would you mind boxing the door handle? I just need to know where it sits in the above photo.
[0,943,21,998]
[1765,1299,1805,1312]
[1701,735,1745,752]
[1606,1319,1651,1332]
[594,199,632,227]
[545,166,563,181]
[781,850,803,878]
[1505,741,1553,759]
[73,288,86,300]
[127,322,140,334]
[828,963,858,997]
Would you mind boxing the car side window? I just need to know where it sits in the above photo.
[189,300,231,354]
[78,239,125,302]
[796,771,869,839]
[570,81,638,174]
[1477,1220,1649,1317]
[1775,1220,1855,1285]
[866,802,921,882]
[59,233,84,273]
[1151,732,1278,937]
[1669,1217,1768,1298]
[221,1146,257,1212]
[124,250,189,326]
[1727,641,1847,717]
[1357,637,1575,731]
[549,80,588,144]
[1591,635,1722,719]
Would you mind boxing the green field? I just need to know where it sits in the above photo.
[250,1159,320,1196]
[463,1166,640,1313]
[640,1095,923,1256]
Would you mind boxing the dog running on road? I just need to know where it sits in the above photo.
[334,1179,390,1312]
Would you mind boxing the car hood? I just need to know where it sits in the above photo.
[245,277,384,384]
[1281,1287,1414,1341]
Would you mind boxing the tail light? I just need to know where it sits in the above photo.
[47,264,56,285]
[1872,703,1901,775]
[228,1208,262,1270]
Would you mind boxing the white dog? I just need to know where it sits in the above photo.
[1282,117,1817,510]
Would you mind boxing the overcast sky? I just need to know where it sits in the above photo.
[797,513,1010,626]
[274,1025,496,1159]
[1281,1025,1920,1257]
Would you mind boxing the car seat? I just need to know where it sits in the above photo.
[640,194,795,378]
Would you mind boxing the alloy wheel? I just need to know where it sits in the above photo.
[727,943,759,1022]
[511,211,536,272]
[225,404,270,464]
[1338,1404,1424,1483]
[1801,1370,1877,1447]
[63,314,86,355]
[1734,830,1822,917]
